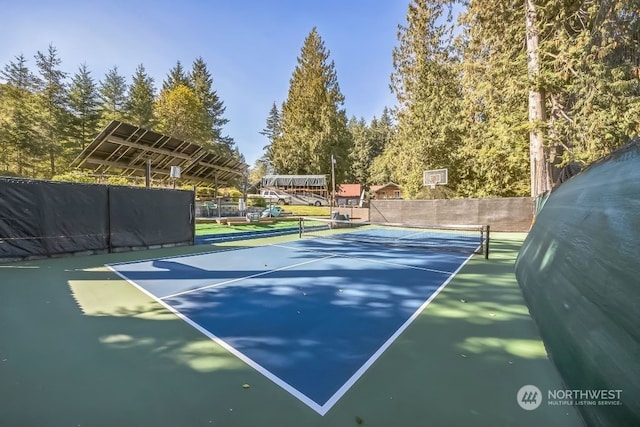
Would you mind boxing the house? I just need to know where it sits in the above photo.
[370,182,403,199]
[336,183,362,206]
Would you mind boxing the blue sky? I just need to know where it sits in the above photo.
[1,0,409,166]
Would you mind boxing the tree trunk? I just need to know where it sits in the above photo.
[525,0,551,197]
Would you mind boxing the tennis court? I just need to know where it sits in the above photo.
[0,221,583,426]
[108,223,481,414]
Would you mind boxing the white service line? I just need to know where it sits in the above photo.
[272,242,456,275]
[159,254,337,300]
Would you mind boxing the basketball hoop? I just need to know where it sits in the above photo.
[423,168,448,189]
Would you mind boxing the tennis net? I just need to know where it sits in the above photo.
[299,217,490,258]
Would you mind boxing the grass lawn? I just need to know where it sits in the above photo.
[196,205,331,236]
[196,220,300,235]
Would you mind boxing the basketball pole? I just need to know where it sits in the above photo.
[331,154,336,210]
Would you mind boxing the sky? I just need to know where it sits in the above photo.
[1,0,409,166]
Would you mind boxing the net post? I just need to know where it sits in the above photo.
[485,225,490,259]
[298,217,302,238]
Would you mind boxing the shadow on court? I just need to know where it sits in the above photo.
[0,235,584,427]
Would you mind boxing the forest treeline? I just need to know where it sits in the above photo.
[1,0,638,198]
[256,0,639,198]
[0,48,240,183]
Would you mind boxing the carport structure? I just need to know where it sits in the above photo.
[71,120,246,187]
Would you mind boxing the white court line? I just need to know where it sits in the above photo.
[159,254,336,301]
[106,245,477,416]
[105,263,326,415]
[318,250,477,414]
[272,242,456,275]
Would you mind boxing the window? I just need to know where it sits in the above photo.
[393,190,401,198]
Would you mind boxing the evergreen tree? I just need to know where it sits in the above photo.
[364,108,396,187]
[0,54,41,175]
[458,1,543,196]
[370,107,394,160]
[34,44,70,177]
[387,0,463,198]
[98,66,127,125]
[347,116,370,185]
[125,64,155,128]
[68,63,100,152]
[539,0,640,164]
[271,27,352,183]
[260,102,281,173]
[190,57,234,150]
[162,60,190,92]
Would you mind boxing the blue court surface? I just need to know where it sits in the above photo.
[108,238,475,415]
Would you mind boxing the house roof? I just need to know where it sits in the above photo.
[336,183,362,197]
[370,182,401,193]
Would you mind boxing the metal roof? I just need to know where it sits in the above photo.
[71,121,247,186]
[261,174,327,187]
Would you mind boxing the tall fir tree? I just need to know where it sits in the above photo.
[34,44,70,177]
[458,0,540,197]
[125,64,155,129]
[68,63,100,153]
[190,57,234,150]
[271,27,352,183]
[369,108,399,187]
[539,0,640,164]
[387,0,463,198]
[370,107,394,161]
[162,60,190,92]
[0,54,41,175]
[260,102,282,174]
[346,116,370,185]
[98,66,127,125]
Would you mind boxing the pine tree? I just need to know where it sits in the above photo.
[387,0,463,198]
[540,0,640,164]
[368,108,397,187]
[34,44,70,177]
[260,102,281,173]
[68,63,100,152]
[190,57,234,150]
[271,27,352,182]
[0,54,41,175]
[457,0,539,197]
[98,66,127,125]
[125,64,155,128]
[162,60,190,92]
[347,116,370,185]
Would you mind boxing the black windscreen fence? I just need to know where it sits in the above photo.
[0,177,194,259]
[109,186,195,248]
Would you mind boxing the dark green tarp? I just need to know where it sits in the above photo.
[515,139,640,426]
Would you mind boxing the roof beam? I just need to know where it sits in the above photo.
[82,159,231,184]
[105,135,194,160]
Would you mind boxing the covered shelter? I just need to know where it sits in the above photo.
[71,121,247,188]
[260,174,328,196]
